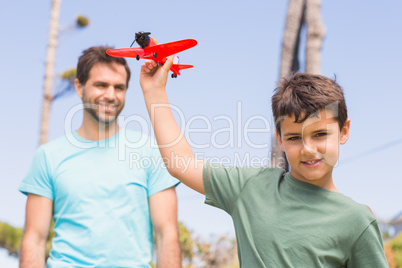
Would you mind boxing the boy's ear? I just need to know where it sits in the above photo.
[75,78,83,99]
[275,129,285,152]
[340,119,351,145]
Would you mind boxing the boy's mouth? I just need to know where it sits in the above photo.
[301,158,323,167]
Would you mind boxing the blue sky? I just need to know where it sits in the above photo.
[1,0,401,240]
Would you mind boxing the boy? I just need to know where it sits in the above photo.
[139,57,388,267]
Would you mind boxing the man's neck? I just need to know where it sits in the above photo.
[77,117,120,141]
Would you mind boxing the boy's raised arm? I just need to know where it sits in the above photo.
[140,57,205,194]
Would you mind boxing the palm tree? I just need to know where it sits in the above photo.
[39,0,89,145]
[39,0,62,145]
[271,0,325,170]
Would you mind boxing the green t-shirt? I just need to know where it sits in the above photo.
[203,162,388,267]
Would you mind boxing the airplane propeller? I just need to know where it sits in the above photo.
[130,31,151,48]
[107,32,197,78]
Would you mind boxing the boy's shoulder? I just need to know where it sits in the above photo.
[335,193,377,224]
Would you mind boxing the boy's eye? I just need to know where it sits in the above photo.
[314,132,328,137]
[287,136,301,141]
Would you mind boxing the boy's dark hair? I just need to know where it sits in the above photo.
[272,73,348,135]
[76,46,131,87]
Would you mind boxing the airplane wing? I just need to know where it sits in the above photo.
[106,47,144,59]
[145,39,197,60]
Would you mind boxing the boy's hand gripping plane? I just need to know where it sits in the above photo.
[106,31,197,78]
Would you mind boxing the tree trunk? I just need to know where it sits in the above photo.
[305,0,325,74]
[279,0,306,79]
[271,0,325,170]
[271,0,306,170]
[39,0,61,145]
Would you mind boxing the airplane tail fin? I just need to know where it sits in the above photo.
[170,64,193,76]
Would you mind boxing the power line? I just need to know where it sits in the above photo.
[342,138,402,164]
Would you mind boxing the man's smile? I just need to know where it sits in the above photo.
[97,103,117,112]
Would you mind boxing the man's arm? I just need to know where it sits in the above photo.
[20,194,53,268]
[140,58,205,194]
[149,187,181,268]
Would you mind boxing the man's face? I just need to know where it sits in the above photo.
[76,62,128,125]
[276,110,350,187]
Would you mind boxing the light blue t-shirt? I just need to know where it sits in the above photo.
[19,129,179,267]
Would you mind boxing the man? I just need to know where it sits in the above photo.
[19,46,181,267]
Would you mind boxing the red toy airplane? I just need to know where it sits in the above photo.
[106,32,197,78]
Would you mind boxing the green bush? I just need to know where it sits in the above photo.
[0,222,23,256]
[386,233,402,267]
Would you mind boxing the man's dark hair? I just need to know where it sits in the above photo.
[272,73,348,135]
[76,46,131,87]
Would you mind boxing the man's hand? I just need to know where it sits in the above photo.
[150,187,181,267]
[20,194,53,268]
[140,56,174,95]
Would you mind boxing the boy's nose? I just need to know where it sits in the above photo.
[301,138,318,157]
